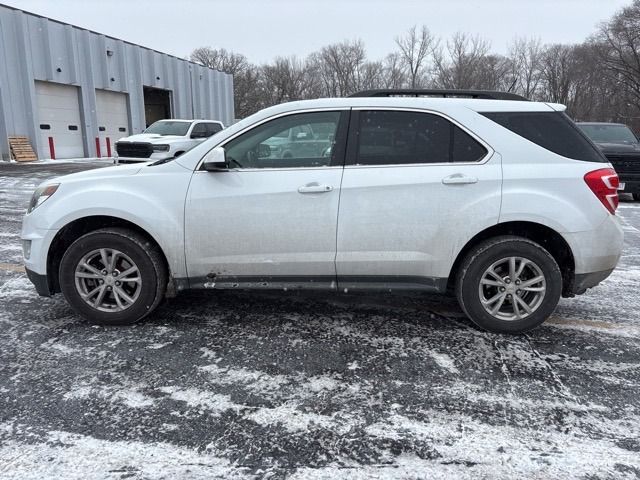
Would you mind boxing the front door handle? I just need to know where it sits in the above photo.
[442,174,478,185]
[298,183,333,194]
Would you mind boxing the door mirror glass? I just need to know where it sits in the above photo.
[202,147,227,171]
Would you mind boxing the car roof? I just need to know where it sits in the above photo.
[248,97,561,116]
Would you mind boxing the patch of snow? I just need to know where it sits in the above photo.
[0,430,247,480]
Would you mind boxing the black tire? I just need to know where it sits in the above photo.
[455,236,562,333]
[633,193,640,202]
[59,228,167,325]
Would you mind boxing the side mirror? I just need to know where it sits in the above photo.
[202,147,227,171]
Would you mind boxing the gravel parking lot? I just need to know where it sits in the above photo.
[1,161,639,479]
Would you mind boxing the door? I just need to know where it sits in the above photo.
[96,90,129,158]
[35,81,84,159]
[185,110,349,289]
[336,109,502,290]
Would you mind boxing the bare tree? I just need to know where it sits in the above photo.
[394,25,436,88]
[433,33,491,89]
[596,0,640,110]
[260,56,316,104]
[190,47,249,75]
[309,40,367,96]
[508,38,543,99]
[381,53,407,88]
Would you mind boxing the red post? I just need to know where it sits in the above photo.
[48,137,55,160]
[95,137,101,158]
[106,137,112,157]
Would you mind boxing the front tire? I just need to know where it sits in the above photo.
[633,193,640,202]
[455,236,562,333]
[59,228,167,325]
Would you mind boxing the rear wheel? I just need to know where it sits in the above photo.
[59,228,167,325]
[455,236,562,333]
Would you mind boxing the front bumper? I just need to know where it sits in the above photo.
[25,267,52,297]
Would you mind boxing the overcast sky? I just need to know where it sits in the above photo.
[3,0,632,63]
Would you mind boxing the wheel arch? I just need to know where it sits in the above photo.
[47,215,169,295]
[447,221,576,297]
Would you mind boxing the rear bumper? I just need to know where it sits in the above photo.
[25,267,52,297]
[572,268,614,295]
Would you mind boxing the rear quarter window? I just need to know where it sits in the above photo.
[482,111,606,163]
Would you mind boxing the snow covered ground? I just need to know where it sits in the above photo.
[0,161,639,479]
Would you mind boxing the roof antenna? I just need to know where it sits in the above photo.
[507,78,518,93]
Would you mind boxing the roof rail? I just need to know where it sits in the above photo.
[348,89,529,101]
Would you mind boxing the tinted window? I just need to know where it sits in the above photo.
[225,111,342,169]
[206,123,223,136]
[482,112,605,162]
[355,111,487,165]
[144,121,190,136]
[578,124,638,144]
[191,123,207,137]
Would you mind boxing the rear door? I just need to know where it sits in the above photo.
[336,108,502,291]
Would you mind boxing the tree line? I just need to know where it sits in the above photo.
[190,1,640,131]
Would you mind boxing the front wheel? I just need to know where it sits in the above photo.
[59,228,167,325]
[455,236,562,333]
[633,193,640,202]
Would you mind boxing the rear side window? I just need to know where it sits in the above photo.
[482,112,605,162]
[354,110,487,165]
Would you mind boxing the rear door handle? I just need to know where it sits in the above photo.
[442,174,478,185]
[298,183,333,194]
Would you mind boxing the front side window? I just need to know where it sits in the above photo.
[224,111,343,169]
[144,121,191,136]
[482,112,605,162]
[354,110,487,166]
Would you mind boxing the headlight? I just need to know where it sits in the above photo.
[27,184,59,214]
[153,144,170,152]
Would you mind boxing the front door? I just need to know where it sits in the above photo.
[336,108,502,291]
[185,110,349,289]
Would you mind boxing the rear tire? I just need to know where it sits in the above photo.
[633,193,640,202]
[455,236,562,333]
[59,228,167,325]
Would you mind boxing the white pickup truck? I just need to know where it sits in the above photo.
[114,119,224,163]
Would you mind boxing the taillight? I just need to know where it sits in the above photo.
[584,168,619,215]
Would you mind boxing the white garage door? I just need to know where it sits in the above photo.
[35,81,84,159]
[96,90,129,158]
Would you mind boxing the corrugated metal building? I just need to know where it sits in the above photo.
[0,4,234,160]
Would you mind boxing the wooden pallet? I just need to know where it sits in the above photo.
[8,136,37,162]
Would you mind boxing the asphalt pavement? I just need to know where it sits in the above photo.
[0,160,639,479]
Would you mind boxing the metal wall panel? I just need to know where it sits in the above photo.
[0,4,234,160]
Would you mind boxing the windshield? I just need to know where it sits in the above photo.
[578,124,638,144]
[143,121,191,136]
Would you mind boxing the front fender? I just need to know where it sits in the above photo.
[31,165,191,278]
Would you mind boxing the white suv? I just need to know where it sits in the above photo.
[114,119,224,163]
[21,90,624,333]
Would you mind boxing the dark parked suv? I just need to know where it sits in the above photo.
[578,122,640,201]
